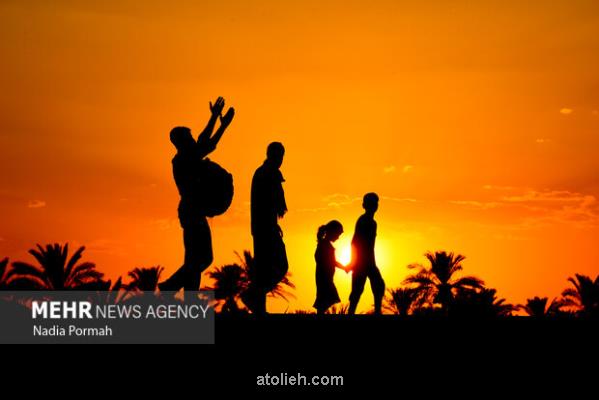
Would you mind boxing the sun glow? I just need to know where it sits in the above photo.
[338,245,352,266]
[335,239,391,271]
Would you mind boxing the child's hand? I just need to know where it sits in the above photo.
[209,97,225,117]
[220,107,235,128]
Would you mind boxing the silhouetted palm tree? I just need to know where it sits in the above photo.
[450,288,515,317]
[561,274,599,317]
[92,277,125,304]
[519,296,563,317]
[384,288,419,316]
[126,266,163,292]
[206,264,247,313]
[235,250,296,302]
[204,250,295,314]
[403,251,484,312]
[7,243,104,290]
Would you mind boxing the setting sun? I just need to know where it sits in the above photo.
[337,244,352,267]
[335,236,393,270]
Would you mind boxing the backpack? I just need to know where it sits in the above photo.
[196,158,234,217]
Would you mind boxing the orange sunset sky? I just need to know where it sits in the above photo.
[1,0,598,312]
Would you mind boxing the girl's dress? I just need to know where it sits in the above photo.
[313,240,341,311]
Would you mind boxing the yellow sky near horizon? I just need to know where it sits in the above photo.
[1,0,598,312]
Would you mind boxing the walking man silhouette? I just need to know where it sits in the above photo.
[348,193,386,314]
[242,142,289,314]
[159,97,234,294]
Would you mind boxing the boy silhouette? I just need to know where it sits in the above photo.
[348,192,386,314]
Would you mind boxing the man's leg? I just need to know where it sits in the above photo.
[159,265,185,292]
[182,217,213,292]
[158,225,192,292]
[160,218,213,293]
[369,267,386,315]
[349,270,367,315]
[251,237,268,315]
[241,235,269,314]
[159,211,187,292]
[253,290,267,315]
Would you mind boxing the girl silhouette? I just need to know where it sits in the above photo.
[313,220,349,314]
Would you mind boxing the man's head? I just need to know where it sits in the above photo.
[170,127,195,152]
[266,142,285,168]
[363,192,379,214]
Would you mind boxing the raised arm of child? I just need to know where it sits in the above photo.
[197,97,224,145]
[196,97,226,159]
[207,107,235,152]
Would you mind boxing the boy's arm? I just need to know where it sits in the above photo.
[197,97,225,145]
[205,107,235,154]
[335,261,351,273]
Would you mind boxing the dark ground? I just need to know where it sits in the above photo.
[211,314,599,391]
[5,314,598,394]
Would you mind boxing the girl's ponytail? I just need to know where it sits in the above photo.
[317,225,327,242]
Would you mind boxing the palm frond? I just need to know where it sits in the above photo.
[125,266,163,292]
[6,276,46,290]
[64,246,85,280]
[520,296,549,317]
[385,287,418,315]
[69,262,98,278]
[452,275,485,290]
[0,258,8,283]
[268,273,296,301]
[561,288,579,300]
[403,273,436,287]
[7,262,48,286]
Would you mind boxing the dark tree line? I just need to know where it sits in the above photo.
[1,244,597,318]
